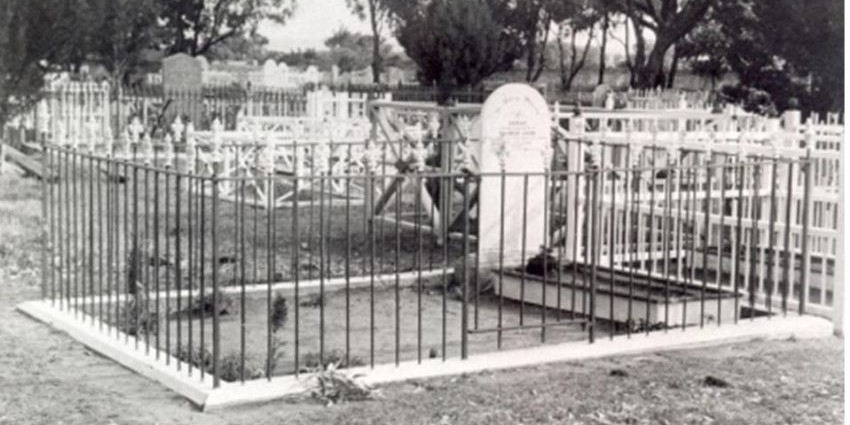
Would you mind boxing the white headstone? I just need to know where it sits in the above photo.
[477,84,551,268]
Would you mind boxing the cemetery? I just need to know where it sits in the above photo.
[7,73,839,408]
[0,0,843,418]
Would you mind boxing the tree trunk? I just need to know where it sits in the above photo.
[667,45,679,89]
[557,25,567,90]
[631,17,647,88]
[597,13,609,85]
[623,18,635,87]
[637,38,671,88]
[525,24,537,82]
[369,0,382,84]
[531,17,551,82]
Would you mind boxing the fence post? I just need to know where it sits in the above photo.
[799,148,813,315]
[40,138,50,304]
[835,147,845,337]
[564,109,585,261]
[211,172,220,388]
[782,108,801,135]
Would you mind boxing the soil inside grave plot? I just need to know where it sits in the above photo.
[101,283,609,379]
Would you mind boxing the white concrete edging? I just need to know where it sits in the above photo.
[17,300,213,406]
[18,300,834,411]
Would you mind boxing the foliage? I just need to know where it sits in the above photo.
[553,0,601,91]
[301,349,365,371]
[220,353,265,382]
[269,292,289,374]
[184,291,236,317]
[600,0,714,87]
[676,18,730,89]
[309,362,380,405]
[174,345,213,371]
[157,0,297,56]
[174,346,265,382]
[271,49,324,68]
[389,0,523,103]
[271,292,289,333]
[324,28,390,73]
[119,294,159,336]
[345,0,394,83]
[512,0,557,83]
[207,33,272,62]
[0,0,74,128]
[81,0,162,82]
[524,247,558,276]
[708,0,843,113]
[719,85,777,116]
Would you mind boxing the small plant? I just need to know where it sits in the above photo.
[219,353,265,382]
[624,318,668,333]
[524,246,558,276]
[126,240,142,296]
[176,291,235,318]
[189,291,236,316]
[174,345,212,371]
[272,293,289,332]
[174,347,264,382]
[308,363,380,405]
[269,293,289,375]
[301,349,365,371]
[299,293,325,308]
[119,281,158,336]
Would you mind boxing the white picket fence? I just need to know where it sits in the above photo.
[553,106,841,316]
[35,81,390,145]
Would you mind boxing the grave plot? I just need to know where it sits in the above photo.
[23,83,835,409]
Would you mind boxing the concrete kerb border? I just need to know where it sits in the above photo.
[18,298,834,410]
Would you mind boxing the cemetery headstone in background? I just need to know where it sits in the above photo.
[162,53,204,128]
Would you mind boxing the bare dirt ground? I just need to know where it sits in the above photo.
[0,171,844,425]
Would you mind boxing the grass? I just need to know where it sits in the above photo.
[0,168,843,425]
[100,286,604,378]
[42,161,473,303]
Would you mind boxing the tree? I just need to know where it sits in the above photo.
[207,33,272,62]
[325,28,381,73]
[554,0,599,91]
[83,0,162,85]
[596,11,610,84]
[345,0,392,83]
[736,0,843,113]
[677,19,729,90]
[685,0,842,113]
[157,0,297,56]
[512,0,556,83]
[601,0,714,88]
[0,0,75,131]
[389,0,523,103]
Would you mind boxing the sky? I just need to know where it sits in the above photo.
[259,0,629,55]
[258,0,374,52]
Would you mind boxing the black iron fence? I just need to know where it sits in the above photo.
[41,140,815,388]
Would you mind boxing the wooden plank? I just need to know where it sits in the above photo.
[18,141,43,155]
[1,143,44,179]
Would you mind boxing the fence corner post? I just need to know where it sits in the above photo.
[211,172,221,388]
[834,148,845,338]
